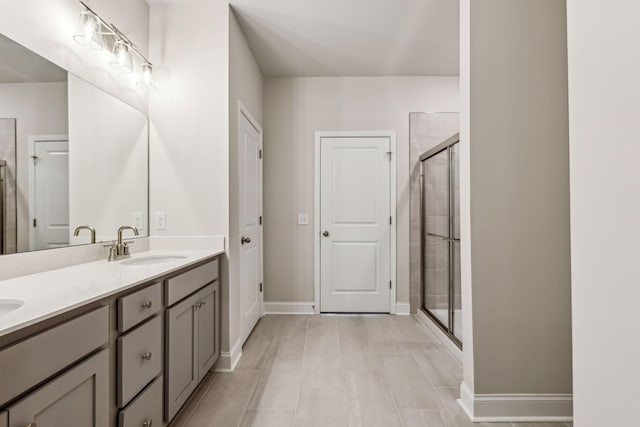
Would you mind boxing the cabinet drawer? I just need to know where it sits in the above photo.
[118,315,162,407]
[166,259,218,306]
[118,282,162,333]
[0,306,108,406]
[119,376,162,427]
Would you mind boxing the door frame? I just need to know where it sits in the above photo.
[237,101,264,337]
[314,131,397,314]
[28,134,69,251]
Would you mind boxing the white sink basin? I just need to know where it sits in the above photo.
[0,299,23,316]
[121,255,188,266]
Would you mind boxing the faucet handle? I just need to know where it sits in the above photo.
[123,241,134,256]
[107,245,118,261]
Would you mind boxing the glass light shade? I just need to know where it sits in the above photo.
[136,63,157,90]
[109,39,133,73]
[73,10,103,50]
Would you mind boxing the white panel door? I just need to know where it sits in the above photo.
[239,109,262,344]
[34,139,69,249]
[320,137,391,312]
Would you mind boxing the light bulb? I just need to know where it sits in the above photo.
[73,10,103,50]
[109,39,133,73]
[137,63,157,90]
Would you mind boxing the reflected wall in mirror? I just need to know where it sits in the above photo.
[0,33,148,254]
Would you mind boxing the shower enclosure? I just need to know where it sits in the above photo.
[420,133,461,347]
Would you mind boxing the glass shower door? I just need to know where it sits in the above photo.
[422,149,450,329]
[421,137,462,347]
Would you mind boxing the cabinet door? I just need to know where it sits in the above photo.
[165,293,199,422]
[197,282,219,381]
[0,411,7,427]
[8,349,109,427]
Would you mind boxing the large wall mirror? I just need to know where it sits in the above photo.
[0,33,148,254]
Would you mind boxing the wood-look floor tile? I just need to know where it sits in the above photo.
[240,409,296,427]
[382,356,443,409]
[408,342,462,387]
[400,409,456,427]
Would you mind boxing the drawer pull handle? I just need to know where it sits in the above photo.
[195,299,207,309]
[142,419,153,427]
[141,300,153,309]
[27,423,37,427]
[141,351,153,361]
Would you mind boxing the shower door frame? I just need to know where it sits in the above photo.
[420,133,461,349]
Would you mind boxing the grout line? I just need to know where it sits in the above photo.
[292,315,311,426]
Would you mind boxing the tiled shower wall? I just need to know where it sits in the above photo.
[408,112,458,313]
[0,118,16,254]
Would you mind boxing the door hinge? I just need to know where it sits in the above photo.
[259,216,263,225]
[259,282,263,292]
[386,151,392,160]
[390,216,392,225]
[33,219,36,227]
[389,280,392,289]
[259,149,262,159]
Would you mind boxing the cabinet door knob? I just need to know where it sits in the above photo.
[141,300,153,309]
[141,352,152,361]
[142,419,153,427]
[322,230,329,237]
[27,423,37,427]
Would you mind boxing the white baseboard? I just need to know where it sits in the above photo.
[415,309,462,363]
[263,301,315,315]
[458,382,573,422]
[214,337,243,372]
[395,303,410,315]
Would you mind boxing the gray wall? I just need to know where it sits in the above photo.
[262,77,459,306]
[228,8,263,349]
[467,0,572,394]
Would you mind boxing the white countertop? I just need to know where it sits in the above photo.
[0,249,224,338]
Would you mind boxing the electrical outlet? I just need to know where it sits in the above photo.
[154,212,166,230]
[132,212,144,231]
[297,213,309,225]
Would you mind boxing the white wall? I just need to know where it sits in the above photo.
[0,0,150,113]
[68,74,148,243]
[262,76,459,305]
[0,82,68,252]
[148,0,231,348]
[567,1,640,424]
[228,9,263,353]
[459,0,572,420]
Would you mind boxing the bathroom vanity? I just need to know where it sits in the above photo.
[0,250,222,427]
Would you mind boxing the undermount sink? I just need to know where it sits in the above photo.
[0,299,24,316]
[121,255,188,266]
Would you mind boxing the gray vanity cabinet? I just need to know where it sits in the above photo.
[0,411,7,427]
[165,281,219,422]
[7,348,109,427]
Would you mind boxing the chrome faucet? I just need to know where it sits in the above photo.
[73,226,96,244]
[107,225,139,261]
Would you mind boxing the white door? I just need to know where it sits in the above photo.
[239,108,262,344]
[33,139,69,249]
[320,136,392,312]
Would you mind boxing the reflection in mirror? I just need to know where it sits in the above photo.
[0,33,148,254]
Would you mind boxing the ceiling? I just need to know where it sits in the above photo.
[229,0,459,77]
[0,34,67,84]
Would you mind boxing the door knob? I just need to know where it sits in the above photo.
[241,236,251,245]
[322,231,329,237]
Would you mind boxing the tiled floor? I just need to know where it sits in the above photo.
[172,314,572,427]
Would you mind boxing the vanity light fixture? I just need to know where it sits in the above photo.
[74,1,156,89]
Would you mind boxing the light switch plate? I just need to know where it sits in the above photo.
[297,213,309,225]
[132,212,144,231]
[154,212,166,230]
